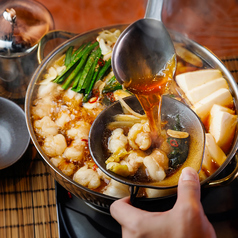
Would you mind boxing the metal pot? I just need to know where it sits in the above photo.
[0,0,54,101]
[25,24,238,212]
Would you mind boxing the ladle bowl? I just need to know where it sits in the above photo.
[89,95,205,190]
[112,0,176,85]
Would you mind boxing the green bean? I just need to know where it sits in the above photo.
[82,48,101,91]
[75,46,101,92]
[65,46,74,66]
[83,66,101,102]
[53,42,93,83]
[96,58,111,82]
[71,43,87,60]
[102,75,122,93]
[81,64,95,93]
[57,65,77,84]
[71,69,83,91]
[61,42,99,89]
[58,44,87,85]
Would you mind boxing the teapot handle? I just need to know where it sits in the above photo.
[37,30,77,64]
[203,153,238,188]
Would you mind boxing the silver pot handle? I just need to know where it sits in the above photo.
[37,30,77,64]
[204,153,238,187]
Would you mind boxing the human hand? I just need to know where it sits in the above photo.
[110,167,216,238]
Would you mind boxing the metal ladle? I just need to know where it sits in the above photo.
[89,96,205,199]
[111,0,176,84]
[111,0,176,147]
[89,0,205,201]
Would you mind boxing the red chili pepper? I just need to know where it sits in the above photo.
[92,164,98,171]
[98,58,105,67]
[88,96,98,103]
[81,138,88,142]
[170,139,179,147]
[106,92,115,102]
[67,191,72,199]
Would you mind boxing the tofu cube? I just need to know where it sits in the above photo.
[210,104,235,117]
[192,88,233,123]
[186,77,229,104]
[202,143,216,176]
[209,105,237,153]
[176,69,222,93]
[202,133,227,174]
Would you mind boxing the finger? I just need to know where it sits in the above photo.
[110,197,145,226]
[176,167,201,206]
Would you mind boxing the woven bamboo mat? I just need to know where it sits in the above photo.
[222,56,238,83]
[0,57,237,238]
[0,143,58,238]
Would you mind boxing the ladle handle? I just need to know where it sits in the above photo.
[145,0,164,21]
[130,186,140,206]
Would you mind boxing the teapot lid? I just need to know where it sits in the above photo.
[0,0,54,57]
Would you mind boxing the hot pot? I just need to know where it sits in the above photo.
[25,24,238,212]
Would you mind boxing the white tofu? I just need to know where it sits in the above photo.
[210,104,235,117]
[176,69,222,93]
[192,88,233,123]
[202,143,215,175]
[199,169,208,181]
[186,77,229,104]
[203,133,227,170]
[209,106,237,153]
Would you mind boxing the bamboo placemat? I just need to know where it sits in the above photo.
[0,57,237,238]
[0,143,58,238]
[222,56,238,83]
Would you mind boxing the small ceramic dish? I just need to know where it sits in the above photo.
[0,97,30,169]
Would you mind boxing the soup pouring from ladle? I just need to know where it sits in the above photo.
[112,0,176,146]
[89,0,205,201]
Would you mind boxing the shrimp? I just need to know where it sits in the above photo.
[34,116,58,138]
[96,167,111,184]
[120,150,145,175]
[128,122,151,150]
[50,156,64,167]
[42,134,67,157]
[108,128,128,154]
[103,179,130,198]
[148,148,169,171]
[58,160,77,177]
[37,82,63,98]
[50,156,76,177]
[143,155,166,182]
[63,88,83,110]
[73,165,101,189]
[55,110,71,129]
[31,95,55,119]
[66,120,91,140]
[63,139,87,162]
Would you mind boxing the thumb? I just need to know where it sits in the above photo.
[176,167,201,205]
